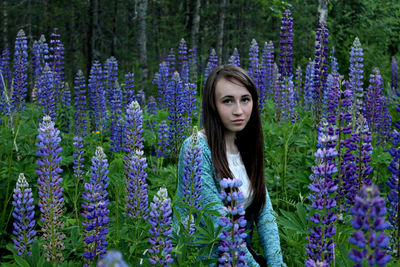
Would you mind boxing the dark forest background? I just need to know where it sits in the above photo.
[1,0,400,88]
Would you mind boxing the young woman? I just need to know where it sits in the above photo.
[175,65,285,266]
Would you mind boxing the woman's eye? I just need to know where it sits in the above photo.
[242,98,250,103]
[223,99,232,104]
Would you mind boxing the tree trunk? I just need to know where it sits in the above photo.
[217,0,227,64]
[137,0,148,81]
[318,0,329,23]
[3,0,8,49]
[190,0,201,48]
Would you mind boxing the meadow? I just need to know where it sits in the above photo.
[1,8,400,267]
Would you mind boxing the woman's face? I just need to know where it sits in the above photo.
[214,77,253,134]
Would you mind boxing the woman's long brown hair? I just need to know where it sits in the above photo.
[202,64,266,216]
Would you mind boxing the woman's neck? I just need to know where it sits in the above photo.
[225,131,238,154]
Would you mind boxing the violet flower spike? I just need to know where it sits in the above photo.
[11,29,28,111]
[148,187,174,266]
[82,147,110,263]
[12,173,36,256]
[348,185,391,266]
[218,178,248,267]
[36,115,65,262]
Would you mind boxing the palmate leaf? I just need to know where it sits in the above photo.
[276,203,310,233]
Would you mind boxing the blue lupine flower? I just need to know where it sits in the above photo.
[88,61,107,131]
[279,9,293,79]
[123,72,135,110]
[294,66,303,103]
[227,48,241,67]
[167,72,189,156]
[109,81,124,152]
[73,70,88,136]
[365,67,392,144]
[178,38,189,84]
[11,29,28,111]
[156,120,169,158]
[36,115,65,262]
[188,46,198,80]
[104,56,119,105]
[306,120,337,266]
[147,96,157,115]
[348,37,364,117]
[204,48,218,84]
[348,185,391,266]
[313,22,329,121]
[154,62,170,110]
[248,39,259,82]
[392,56,398,91]
[218,178,248,267]
[1,49,12,88]
[37,64,57,120]
[73,136,85,181]
[265,41,275,98]
[32,35,49,87]
[82,147,110,263]
[97,251,129,267]
[125,149,149,218]
[181,127,202,212]
[48,28,65,106]
[304,60,315,110]
[136,89,145,107]
[12,173,36,256]
[148,187,174,266]
[330,53,339,74]
[124,101,144,153]
[167,48,176,78]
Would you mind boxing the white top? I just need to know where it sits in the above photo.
[199,132,253,209]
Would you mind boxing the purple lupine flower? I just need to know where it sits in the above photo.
[136,89,145,107]
[183,82,197,120]
[227,48,240,67]
[167,72,188,156]
[1,49,12,88]
[73,136,85,181]
[265,41,275,98]
[124,101,144,153]
[273,73,284,122]
[32,35,49,87]
[306,120,338,266]
[37,64,57,120]
[48,28,65,103]
[167,48,176,78]
[58,81,72,134]
[188,46,198,80]
[330,53,339,74]
[11,29,28,111]
[313,22,329,121]
[348,37,364,117]
[178,38,189,84]
[82,147,110,263]
[181,127,202,212]
[155,62,170,110]
[105,56,119,105]
[258,42,271,111]
[36,115,65,262]
[304,60,315,110]
[279,9,293,79]
[218,178,248,267]
[97,251,129,267]
[147,96,157,115]
[392,56,398,91]
[294,66,303,103]
[125,149,149,218]
[156,120,169,158]
[73,70,88,136]
[123,72,135,110]
[88,61,107,131]
[248,39,259,81]
[348,185,391,266]
[109,80,124,152]
[387,126,400,256]
[148,187,174,266]
[204,48,218,84]
[364,67,392,144]
[281,76,297,122]
[12,173,36,256]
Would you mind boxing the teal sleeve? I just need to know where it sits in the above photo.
[175,135,261,267]
[256,188,286,267]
